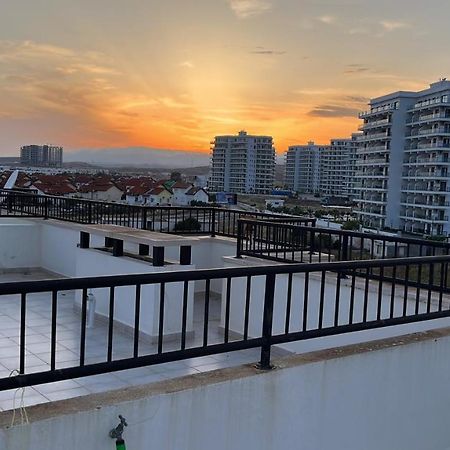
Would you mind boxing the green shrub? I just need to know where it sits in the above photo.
[174,217,201,232]
[341,220,360,231]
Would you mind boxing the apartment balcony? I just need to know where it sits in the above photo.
[358,118,391,131]
[407,113,450,125]
[354,210,386,218]
[359,104,395,118]
[359,132,392,142]
[402,186,450,195]
[404,156,449,165]
[357,146,390,155]
[399,214,449,223]
[400,201,450,210]
[402,172,449,180]
[4,190,450,450]
[405,142,450,152]
[408,98,450,112]
[356,158,389,166]
[406,127,450,139]
[358,198,386,205]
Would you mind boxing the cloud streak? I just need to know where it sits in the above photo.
[249,46,286,55]
[380,20,411,31]
[307,105,361,118]
[228,0,271,18]
[317,15,337,25]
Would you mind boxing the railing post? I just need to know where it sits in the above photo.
[43,196,49,220]
[88,201,93,224]
[339,234,349,279]
[341,234,349,261]
[258,273,276,370]
[211,208,216,237]
[6,193,12,214]
[141,208,147,230]
[236,219,243,258]
[310,229,316,255]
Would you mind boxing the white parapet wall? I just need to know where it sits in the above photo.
[0,218,41,269]
[74,247,195,339]
[2,329,450,450]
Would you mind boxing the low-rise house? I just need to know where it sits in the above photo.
[78,181,124,202]
[185,186,209,205]
[148,186,173,205]
[171,181,194,205]
[125,181,157,205]
[30,183,77,197]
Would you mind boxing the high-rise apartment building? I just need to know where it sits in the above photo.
[20,145,63,167]
[285,142,327,195]
[208,131,275,194]
[285,139,357,199]
[355,80,450,236]
[321,137,358,199]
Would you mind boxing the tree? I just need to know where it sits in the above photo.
[174,217,201,232]
[341,220,360,231]
[170,171,182,182]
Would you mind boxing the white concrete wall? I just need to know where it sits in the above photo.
[3,332,450,450]
[75,248,195,338]
[0,219,41,269]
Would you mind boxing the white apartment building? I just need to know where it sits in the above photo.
[285,139,357,199]
[285,142,326,195]
[321,137,358,199]
[356,80,450,236]
[208,130,275,194]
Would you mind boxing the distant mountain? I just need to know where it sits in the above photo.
[65,147,209,169]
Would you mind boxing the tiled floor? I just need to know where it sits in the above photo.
[0,270,285,412]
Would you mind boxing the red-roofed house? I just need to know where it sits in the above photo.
[78,181,124,202]
[171,181,194,205]
[125,181,157,205]
[148,186,173,205]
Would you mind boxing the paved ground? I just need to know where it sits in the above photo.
[0,270,284,412]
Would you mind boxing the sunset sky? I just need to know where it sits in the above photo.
[1,0,449,158]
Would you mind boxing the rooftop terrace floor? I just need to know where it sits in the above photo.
[0,270,286,412]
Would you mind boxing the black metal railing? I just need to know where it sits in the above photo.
[237,219,450,263]
[1,255,450,391]
[0,189,315,238]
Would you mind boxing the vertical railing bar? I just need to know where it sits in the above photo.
[415,263,422,315]
[439,262,445,311]
[302,271,309,331]
[244,276,252,340]
[403,264,410,317]
[348,269,356,325]
[158,282,165,354]
[80,288,88,366]
[377,266,384,320]
[107,286,115,362]
[427,263,433,313]
[203,279,211,347]
[224,277,231,343]
[19,292,26,374]
[334,271,341,327]
[363,267,369,323]
[181,280,189,350]
[318,270,326,329]
[133,284,141,358]
[285,273,293,333]
[50,290,58,371]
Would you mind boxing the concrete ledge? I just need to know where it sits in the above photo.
[1,325,450,428]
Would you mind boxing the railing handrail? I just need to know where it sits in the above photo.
[238,218,450,249]
[2,254,450,296]
[0,188,310,218]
